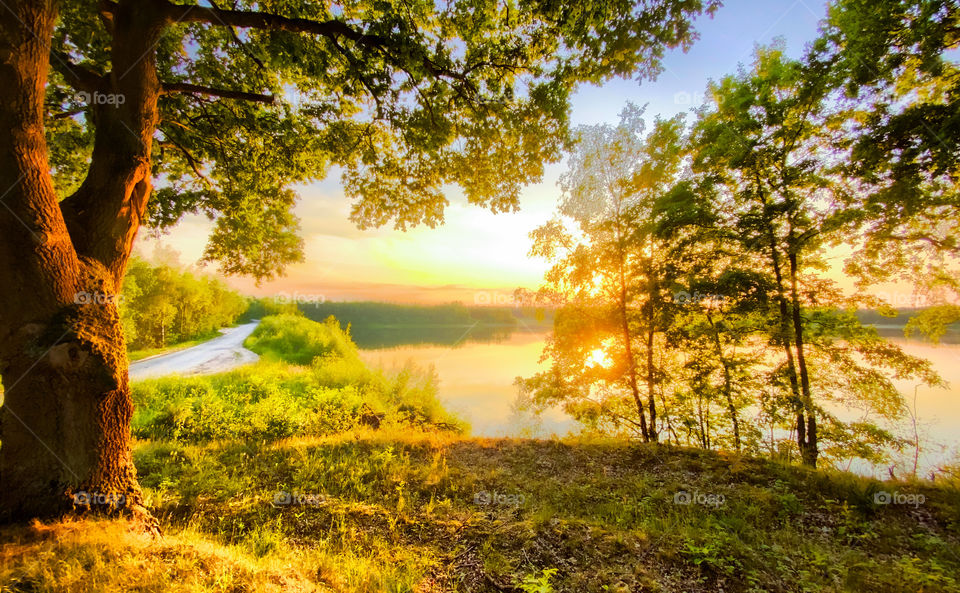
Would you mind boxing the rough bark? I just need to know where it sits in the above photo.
[0,278,142,520]
[0,0,165,523]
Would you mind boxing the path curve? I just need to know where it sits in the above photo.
[129,320,260,380]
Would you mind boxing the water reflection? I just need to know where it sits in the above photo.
[359,329,577,437]
[358,323,960,475]
[349,323,518,350]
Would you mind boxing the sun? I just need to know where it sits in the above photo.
[586,347,613,369]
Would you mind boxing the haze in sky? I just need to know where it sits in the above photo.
[139,0,830,303]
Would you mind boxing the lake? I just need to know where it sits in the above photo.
[359,324,960,476]
[360,328,578,437]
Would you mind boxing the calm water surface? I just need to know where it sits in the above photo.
[360,329,577,437]
[360,326,960,474]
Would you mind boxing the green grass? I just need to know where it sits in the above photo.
[244,314,360,366]
[127,434,960,592]
[5,433,959,592]
[132,315,465,443]
[0,518,317,592]
[3,314,959,592]
[130,359,464,443]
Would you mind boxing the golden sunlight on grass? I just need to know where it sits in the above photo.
[0,518,320,593]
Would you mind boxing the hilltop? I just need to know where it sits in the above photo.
[2,314,958,592]
[2,431,959,592]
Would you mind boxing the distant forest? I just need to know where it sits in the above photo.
[239,300,553,349]
[856,308,948,327]
[121,257,247,350]
[299,301,517,326]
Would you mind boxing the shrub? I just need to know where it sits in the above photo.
[243,313,357,365]
[132,316,466,442]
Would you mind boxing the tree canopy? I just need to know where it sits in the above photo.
[520,42,948,469]
[821,0,960,338]
[48,0,717,280]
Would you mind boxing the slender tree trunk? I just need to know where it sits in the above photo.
[788,249,817,467]
[767,227,810,465]
[615,221,649,441]
[752,175,812,464]
[696,393,707,448]
[658,388,679,445]
[643,240,658,442]
[706,311,740,450]
[645,326,658,441]
[620,282,648,440]
[0,0,166,522]
[160,310,167,348]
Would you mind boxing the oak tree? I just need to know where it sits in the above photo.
[0,0,713,520]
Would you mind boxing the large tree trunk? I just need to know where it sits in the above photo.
[0,0,164,522]
[0,278,142,519]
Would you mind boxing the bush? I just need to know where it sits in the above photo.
[243,313,357,365]
[132,315,465,442]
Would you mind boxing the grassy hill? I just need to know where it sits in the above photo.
[2,315,958,592]
[3,432,959,592]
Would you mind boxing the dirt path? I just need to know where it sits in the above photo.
[129,321,260,380]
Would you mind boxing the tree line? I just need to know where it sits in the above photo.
[121,256,248,351]
[293,301,525,327]
[520,1,959,471]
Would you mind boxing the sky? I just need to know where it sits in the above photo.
[138,0,833,304]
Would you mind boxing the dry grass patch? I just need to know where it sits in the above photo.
[0,517,322,593]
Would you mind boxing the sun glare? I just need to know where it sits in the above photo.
[586,347,613,369]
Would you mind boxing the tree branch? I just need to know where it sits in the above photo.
[159,136,215,189]
[50,109,85,120]
[49,51,103,92]
[161,82,274,104]
[161,1,388,47]
[207,0,267,72]
[159,1,478,94]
